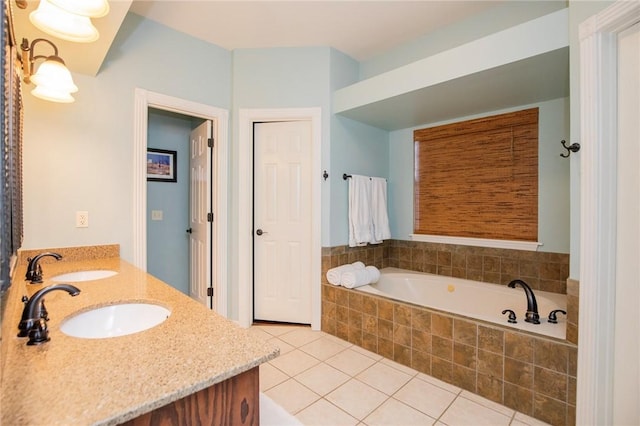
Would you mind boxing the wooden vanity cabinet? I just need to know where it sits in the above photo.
[123,367,259,426]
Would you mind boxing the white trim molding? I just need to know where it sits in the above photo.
[133,88,229,317]
[410,234,542,251]
[577,2,640,424]
[238,107,322,330]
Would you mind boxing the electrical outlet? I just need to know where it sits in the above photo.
[76,211,89,228]
[151,210,163,221]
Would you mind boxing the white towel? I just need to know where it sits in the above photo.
[370,177,391,243]
[342,268,373,289]
[326,261,365,285]
[365,265,380,283]
[348,175,372,247]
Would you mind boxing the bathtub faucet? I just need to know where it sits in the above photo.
[507,279,540,324]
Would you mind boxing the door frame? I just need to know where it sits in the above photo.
[133,88,229,316]
[238,107,322,329]
[577,1,640,423]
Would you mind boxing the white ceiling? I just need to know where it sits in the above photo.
[11,0,506,76]
[11,1,568,130]
[127,1,504,61]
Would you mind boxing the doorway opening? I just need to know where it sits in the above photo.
[146,109,203,297]
[238,108,322,329]
[133,89,229,316]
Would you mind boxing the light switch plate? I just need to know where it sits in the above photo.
[151,210,163,221]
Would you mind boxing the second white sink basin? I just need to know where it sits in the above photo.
[60,303,171,339]
[52,270,117,282]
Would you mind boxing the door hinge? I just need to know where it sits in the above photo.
[208,138,214,148]
[207,287,213,297]
[207,212,214,222]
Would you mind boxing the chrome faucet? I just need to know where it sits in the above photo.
[25,252,63,283]
[507,279,540,324]
[17,284,81,345]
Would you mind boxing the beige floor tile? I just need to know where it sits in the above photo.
[295,362,351,396]
[416,372,462,394]
[260,392,304,426]
[269,349,320,377]
[268,337,296,355]
[258,324,304,336]
[265,378,320,415]
[379,357,419,376]
[513,412,552,426]
[460,391,515,417]
[439,396,511,426]
[260,362,289,391]
[326,379,388,420]
[279,327,325,348]
[363,398,436,426]
[321,333,354,348]
[326,348,378,376]
[393,377,457,418]
[300,336,349,360]
[349,344,384,361]
[247,326,272,340]
[356,362,412,395]
[295,398,359,426]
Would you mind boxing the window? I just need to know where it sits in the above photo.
[413,108,538,242]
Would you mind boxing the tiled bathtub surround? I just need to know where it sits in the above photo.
[321,283,577,426]
[322,241,576,426]
[324,240,569,295]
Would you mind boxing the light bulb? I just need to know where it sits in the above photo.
[30,56,78,103]
[49,0,109,18]
[31,85,75,103]
[29,0,99,43]
[49,0,110,18]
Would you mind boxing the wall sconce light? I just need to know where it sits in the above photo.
[21,38,78,103]
[28,0,110,43]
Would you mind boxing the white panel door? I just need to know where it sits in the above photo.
[189,121,212,308]
[254,121,312,323]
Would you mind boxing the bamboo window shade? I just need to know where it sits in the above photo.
[413,108,538,241]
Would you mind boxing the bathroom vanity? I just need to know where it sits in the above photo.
[0,245,278,425]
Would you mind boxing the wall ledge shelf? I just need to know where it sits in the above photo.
[333,8,569,130]
[409,234,542,252]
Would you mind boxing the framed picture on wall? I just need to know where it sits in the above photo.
[147,148,177,182]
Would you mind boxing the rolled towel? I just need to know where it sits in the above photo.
[365,265,380,283]
[342,268,372,289]
[326,262,365,285]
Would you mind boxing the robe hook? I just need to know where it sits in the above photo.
[560,140,580,158]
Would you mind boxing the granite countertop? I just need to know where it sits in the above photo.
[0,251,278,425]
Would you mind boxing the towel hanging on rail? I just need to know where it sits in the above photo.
[370,177,390,243]
[347,174,390,246]
[348,175,372,247]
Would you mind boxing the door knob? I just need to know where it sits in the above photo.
[256,229,266,236]
[186,228,193,234]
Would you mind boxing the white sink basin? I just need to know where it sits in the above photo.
[60,303,171,339]
[52,270,117,282]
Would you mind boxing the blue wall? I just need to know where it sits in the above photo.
[21,13,231,261]
[146,109,197,295]
[329,50,390,246]
[20,8,572,321]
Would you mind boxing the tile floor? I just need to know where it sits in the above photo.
[251,324,551,426]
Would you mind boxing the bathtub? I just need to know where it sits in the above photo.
[356,267,567,340]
